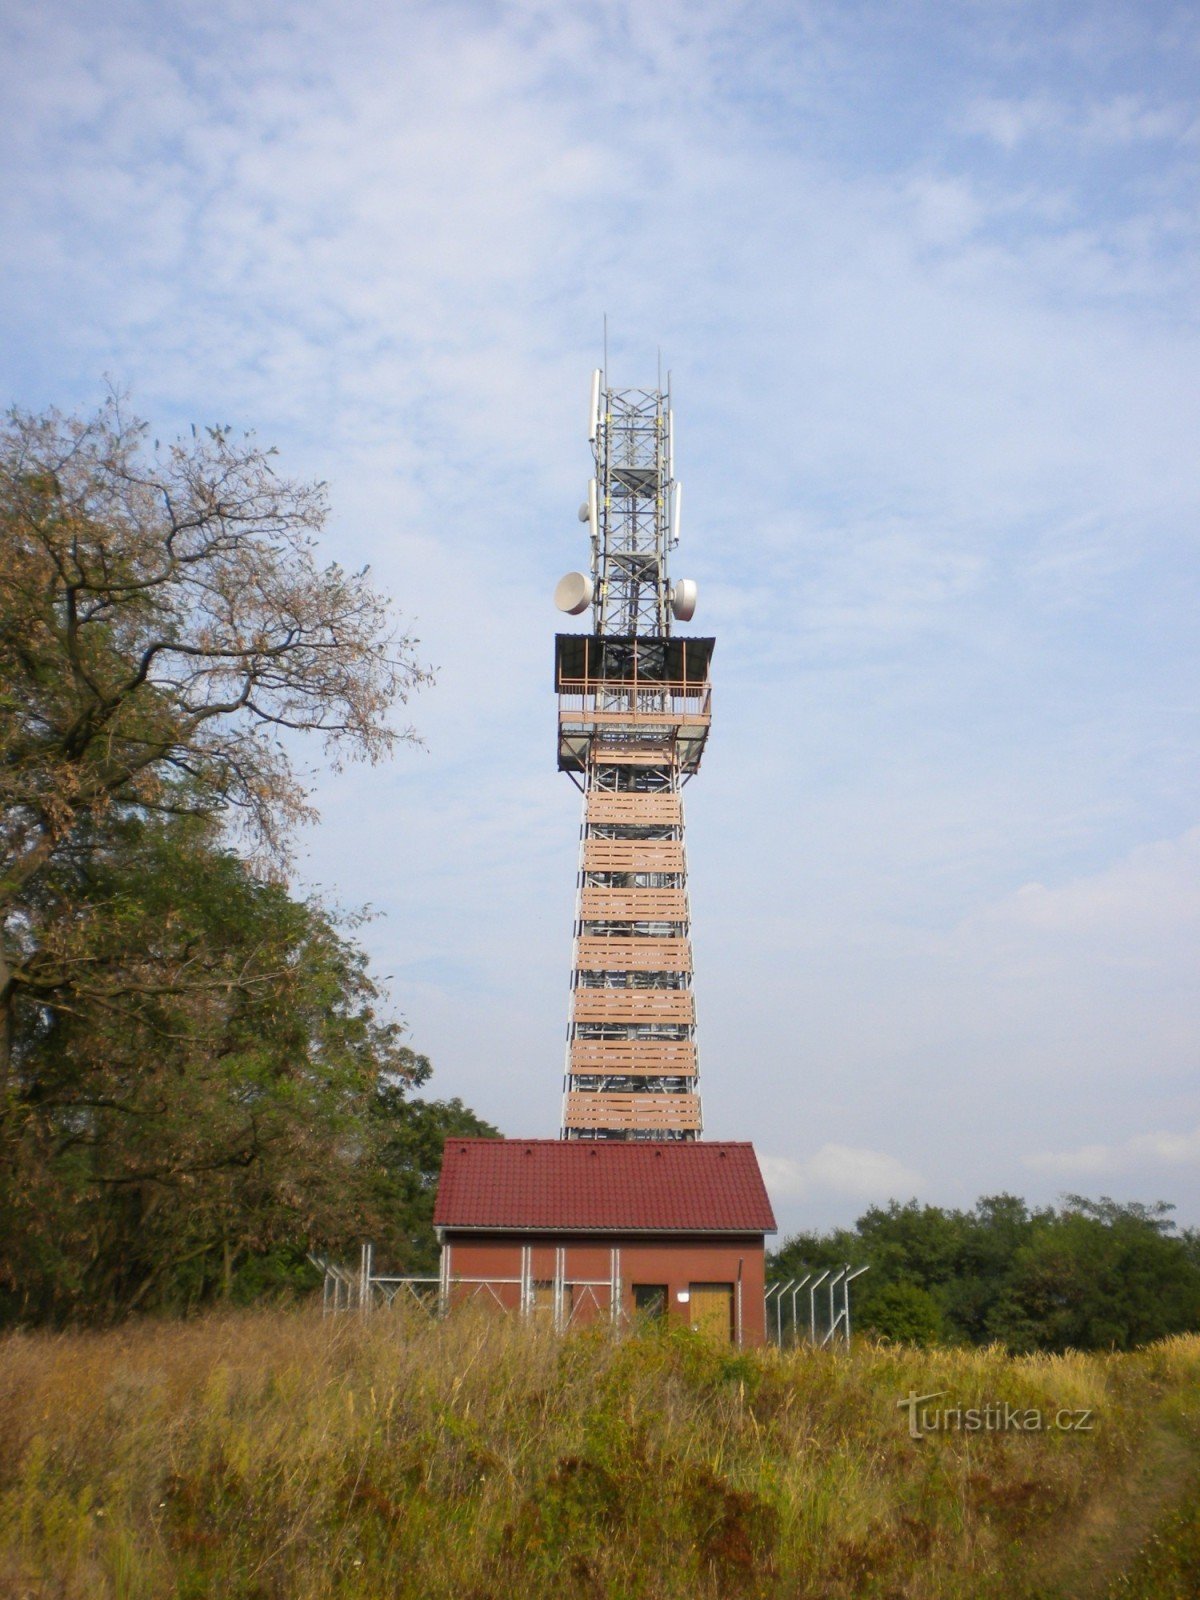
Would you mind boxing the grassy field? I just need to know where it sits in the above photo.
[1,1309,1198,1599]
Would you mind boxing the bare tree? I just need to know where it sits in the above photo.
[0,395,432,1072]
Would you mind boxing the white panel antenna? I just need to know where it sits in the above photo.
[587,369,602,443]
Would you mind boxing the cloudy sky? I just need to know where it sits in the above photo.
[3,0,1198,1236]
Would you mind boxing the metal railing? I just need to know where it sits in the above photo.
[311,1244,625,1333]
[558,678,712,725]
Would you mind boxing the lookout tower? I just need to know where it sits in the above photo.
[427,367,776,1346]
[553,372,714,1141]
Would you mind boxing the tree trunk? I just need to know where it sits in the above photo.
[0,947,13,1086]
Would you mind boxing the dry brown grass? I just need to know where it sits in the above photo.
[0,1307,1197,1599]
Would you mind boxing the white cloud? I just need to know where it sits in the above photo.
[966,828,1200,947]
[1026,1124,1200,1179]
[962,91,1193,151]
[962,94,1063,150]
[1081,95,1195,147]
[760,1147,923,1203]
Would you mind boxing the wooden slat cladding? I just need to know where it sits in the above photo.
[575,937,692,973]
[570,1038,698,1076]
[588,743,676,766]
[580,887,687,921]
[586,793,681,825]
[572,988,695,1024]
[563,1091,703,1131]
[583,839,684,873]
[560,701,710,729]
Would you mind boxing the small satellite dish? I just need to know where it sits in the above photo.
[555,571,594,615]
[578,502,589,523]
[670,579,697,622]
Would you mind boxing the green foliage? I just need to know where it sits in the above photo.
[862,1281,947,1346]
[0,815,498,1324]
[771,1193,1200,1353]
[368,1075,501,1274]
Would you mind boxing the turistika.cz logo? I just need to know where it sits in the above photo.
[896,1390,1095,1441]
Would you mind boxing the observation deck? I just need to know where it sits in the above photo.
[555,633,714,775]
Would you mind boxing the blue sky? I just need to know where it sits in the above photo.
[2,0,1198,1236]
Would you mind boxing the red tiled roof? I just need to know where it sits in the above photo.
[433,1139,777,1234]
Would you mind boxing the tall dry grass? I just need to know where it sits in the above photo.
[0,1307,1196,1599]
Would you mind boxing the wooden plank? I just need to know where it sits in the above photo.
[583,839,684,873]
[572,988,694,1024]
[570,1039,697,1075]
[586,793,681,825]
[575,937,692,973]
[563,1091,702,1131]
[580,887,688,921]
[560,705,711,728]
[588,744,679,766]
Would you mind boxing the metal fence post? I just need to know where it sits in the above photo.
[790,1274,812,1346]
[763,1282,780,1343]
[808,1270,830,1343]
[842,1265,869,1347]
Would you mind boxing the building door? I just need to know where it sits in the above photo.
[689,1283,734,1341]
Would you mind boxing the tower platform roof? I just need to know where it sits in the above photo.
[434,1139,776,1235]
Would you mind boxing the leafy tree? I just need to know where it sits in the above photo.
[369,1066,501,1274]
[942,1195,1040,1344]
[770,1193,1200,1353]
[860,1281,946,1347]
[0,395,430,1074]
[991,1201,1200,1352]
[854,1200,968,1293]
[769,1228,862,1282]
[0,397,500,1323]
[0,812,495,1321]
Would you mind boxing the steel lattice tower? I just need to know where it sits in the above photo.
[553,372,713,1140]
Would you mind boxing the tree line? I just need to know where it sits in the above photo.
[771,1193,1200,1351]
[0,397,496,1324]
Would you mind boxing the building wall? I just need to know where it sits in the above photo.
[441,1231,767,1345]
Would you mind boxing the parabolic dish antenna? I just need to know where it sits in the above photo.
[670,578,698,622]
[555,571,595,615]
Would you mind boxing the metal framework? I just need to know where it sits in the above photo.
[556,375,713,1139]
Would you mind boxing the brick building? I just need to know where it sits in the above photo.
[433,1139,776,1345]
